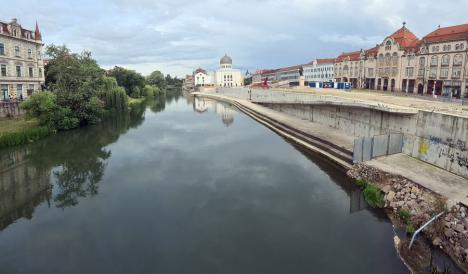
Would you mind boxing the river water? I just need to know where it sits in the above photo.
[0,92,410,274]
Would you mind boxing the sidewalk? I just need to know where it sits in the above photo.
[368,154,468,207]
[287,87,468,117]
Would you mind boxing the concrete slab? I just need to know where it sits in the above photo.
[367,154,468,207]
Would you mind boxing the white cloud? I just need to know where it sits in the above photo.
[1,0,467,77]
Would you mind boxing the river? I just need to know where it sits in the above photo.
[0,91,410,274]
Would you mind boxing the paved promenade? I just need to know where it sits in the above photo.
[289,87,468,117]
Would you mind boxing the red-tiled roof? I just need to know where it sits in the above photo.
[423,24,468,43]
[335,51,361,62]
[277,64,303,73]
[316,58,335,64]
[364,46,379,57]
[194,68,207,75]
[389,26,419,48]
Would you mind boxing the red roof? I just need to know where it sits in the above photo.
[194,68,207,75]
[389,26,419,49]
[423,24,468,43]
[316,58,335,64]
[335,51,361,62]
[364,46,378,57]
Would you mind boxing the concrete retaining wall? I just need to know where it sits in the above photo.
[215,87,468,179]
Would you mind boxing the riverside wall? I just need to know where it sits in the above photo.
[216,87,468,179]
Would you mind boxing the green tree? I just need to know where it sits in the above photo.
[147,70,166,89]
[108,66,145,95]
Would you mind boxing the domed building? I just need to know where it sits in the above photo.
[215,54,243,87]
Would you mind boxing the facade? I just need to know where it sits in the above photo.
[193,68,213,87]
[214,54,243,87]
[0,19,45,101]
[304,58,335,83]
[334,23,468,98]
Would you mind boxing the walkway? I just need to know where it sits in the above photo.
[286,87,468,117]
[368,154,468,207]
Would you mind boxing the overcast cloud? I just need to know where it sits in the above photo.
[2,0,467,76]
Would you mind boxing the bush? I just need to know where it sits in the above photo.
[398,209,411,224]
[142,85,156,97]
[406,223,415,236]
[131,86,141,98]
[363,183,385,208]
[355,179,368,189]
[21,92,80,130]
[101,77,129,111]
[0,126,52,148]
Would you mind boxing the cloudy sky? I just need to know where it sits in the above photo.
[2,0,467,77]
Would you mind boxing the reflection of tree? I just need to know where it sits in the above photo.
[148,95,166,114]
[24,104,146,209]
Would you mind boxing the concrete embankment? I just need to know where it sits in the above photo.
[193,90,468,272]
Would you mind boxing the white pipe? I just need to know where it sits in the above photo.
[408,211,445,249]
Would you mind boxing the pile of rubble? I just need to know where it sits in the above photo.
[347,163,468,271]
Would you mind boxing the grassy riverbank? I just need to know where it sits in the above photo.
[0,117,52,149]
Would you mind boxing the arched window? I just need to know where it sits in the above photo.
[419,57,426,66]
[378,54,384,66]
[385,40,392,50]
[343,65,349,74]
[392,52,398,66]
[430,55,438,66]
[385,53,391,66]
[441,54,450,66]
[453,54,463,66]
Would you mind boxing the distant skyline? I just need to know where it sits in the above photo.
[2,0,468,77]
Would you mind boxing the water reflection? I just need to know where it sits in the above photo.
[0,95,172,228]
[194,97,236,127]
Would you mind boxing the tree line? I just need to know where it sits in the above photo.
[22,44,182,132]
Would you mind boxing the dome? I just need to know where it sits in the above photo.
[220,54,232,65]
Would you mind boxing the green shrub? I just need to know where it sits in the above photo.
[355,179,368,189]
[131,86,141,98]
[363,183,385,208]
[0,126,52,148]
[398,209,411,224]
[406,223,415,236]
[142,85,156,97]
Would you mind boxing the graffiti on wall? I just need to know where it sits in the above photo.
[417,136,468,171]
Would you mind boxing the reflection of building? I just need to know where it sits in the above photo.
[193,96,208,113]
[215,101,236,127]
[214,54,243,87]
[183,75,194,92]
[0,18,45,101]
[0,149,51,230]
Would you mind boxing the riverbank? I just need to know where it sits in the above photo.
[348,164,468,273]
[193,91,468,273]
[0,117,52,149]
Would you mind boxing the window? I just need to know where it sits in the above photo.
[392,52,398,66]
[16,66,21,77]
[419,57,426,67]
[29,67,33,78]
[28,49,32,59]
[432,46,439,52]
[15,46,20,57]
[452,67,462,78]
[13,29,17,37]
[440,67,449,78]
[430,55,438,66]
[461,44,465,50]
[385,40,392,50]
[0,43,4,55]
[378,54,384,66]
[456,44,460,50]
[385,53,391,66]
[407,67,414,77]
[392,67,398,77]
[453,54,463,66]
[368,68,374,77]
[429,67,437,78]
[16,84,22,99]
[39,68,43,78]
[441,55,450,66]
[1,64,6,77]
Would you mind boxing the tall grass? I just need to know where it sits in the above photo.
[0,126,52,149]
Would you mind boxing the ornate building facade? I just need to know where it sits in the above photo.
[214,54,243,87]
[0,18,45,101]
[334,23,468,98]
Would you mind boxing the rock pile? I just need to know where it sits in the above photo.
[347,163,468,271]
